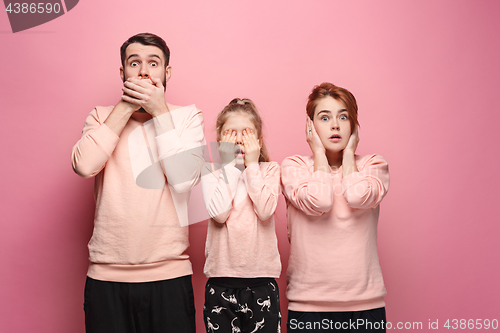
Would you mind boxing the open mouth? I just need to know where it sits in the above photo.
[329,134,342,142]
[235,148,244,156]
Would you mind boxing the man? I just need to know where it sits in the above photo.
[71,33,205,333]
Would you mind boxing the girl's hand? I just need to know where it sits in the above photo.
[242,128,261,166]
[344,128,359,154]
[306,118,325,156]
[218,130,237,166]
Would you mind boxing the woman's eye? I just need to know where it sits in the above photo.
[321,116,329,121]
[340,114,348,120]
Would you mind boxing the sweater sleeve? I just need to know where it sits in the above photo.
[71,107,119,178]
[281,155,334,216]
[155,106,206,193]
[201,163,242,223]
[242,162,280,221]
[341,154,390,209]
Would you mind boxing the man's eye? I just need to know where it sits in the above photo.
[151,61,158,67]
[130,61,138,66]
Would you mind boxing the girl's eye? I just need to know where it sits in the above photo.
[321,116,329,121]
[339,114,348,120]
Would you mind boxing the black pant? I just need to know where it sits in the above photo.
[287,308,386,333]
[84,275,196,333]
[204,278,281,333]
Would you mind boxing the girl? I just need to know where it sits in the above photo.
[281,83,390,332]
[202,98,282,333]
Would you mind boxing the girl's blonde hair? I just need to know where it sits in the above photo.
[215,98,270,163]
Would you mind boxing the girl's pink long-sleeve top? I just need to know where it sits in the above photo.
[281,154,390,312]
[202,162,282,278]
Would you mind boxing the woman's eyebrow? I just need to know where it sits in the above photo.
[318,109,347,115]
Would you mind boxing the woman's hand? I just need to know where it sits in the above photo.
[307,118,330,172]
[218,130,237,166]
[242,128,261,167]
[342,128,359,177]
[344,127,359,154]
[306,118,325,156]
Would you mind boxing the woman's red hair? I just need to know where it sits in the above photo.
[306,82,360,131]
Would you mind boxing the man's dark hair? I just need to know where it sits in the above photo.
[120,33,170,68]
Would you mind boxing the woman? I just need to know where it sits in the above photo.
[281,83,390,332]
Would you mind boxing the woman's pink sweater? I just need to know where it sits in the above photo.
[281,154,390,311]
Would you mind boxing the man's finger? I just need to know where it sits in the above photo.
[122,94,142,106]
[127,77,154,88]
[122,86,145,99]
[124,81,150,95]
[150,76,163,89]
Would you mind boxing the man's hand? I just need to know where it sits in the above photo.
[118,99,141,114]
[104,100,140,136]
[121,76,169,117]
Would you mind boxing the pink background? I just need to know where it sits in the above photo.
[1,0,499,331]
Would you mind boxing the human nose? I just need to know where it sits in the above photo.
[138,63,149,79]
[331,118,340,130]
[235,132,243,144]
